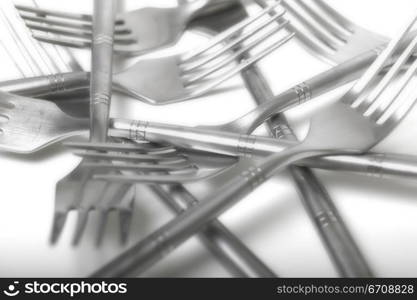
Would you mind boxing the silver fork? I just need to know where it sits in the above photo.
[67,141,276,277]
[16,0,239,56]
[90,13,417,277]
[11,2,295,105]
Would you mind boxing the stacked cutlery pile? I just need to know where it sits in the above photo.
[1,0,417,277]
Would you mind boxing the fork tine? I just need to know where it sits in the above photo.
[50,211,68,244]
[184,21,289,86]
[118,188,135,244]
[372,57,417,122]
[33,33,91,49]
[26,22,93,39]
[72,210,89,246]
[180,10,286,73]
[94,170,212,184]
[360,34,417,114]
[119,209,133,244]
[345,14,417,107]
[27,22,135,44]
[189,33,294,96]
[15,5,93,22]
[254,0,331,56]
[181,1,283,62]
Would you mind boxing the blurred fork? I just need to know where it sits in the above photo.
[16,0,239,56]
[91,13,417,276]
[10,2,295,105]
[255,0,388,64]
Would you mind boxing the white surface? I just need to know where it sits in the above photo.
[1,0,417,277]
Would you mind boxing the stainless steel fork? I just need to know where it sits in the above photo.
[91,15,417,276]
[11,2,294,104]
[16,0,239,56]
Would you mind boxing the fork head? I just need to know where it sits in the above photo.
[113,2,294,104]
[256,0,388,64]
[16,1,238,56]
[0,91,88,153]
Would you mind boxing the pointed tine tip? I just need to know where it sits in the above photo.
[50,212,68,245]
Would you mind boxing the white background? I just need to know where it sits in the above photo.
[1,0,417,277]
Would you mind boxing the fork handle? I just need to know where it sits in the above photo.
[90,0,116,142]
[0,72,89,97]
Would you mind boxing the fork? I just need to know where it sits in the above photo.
[255,0,388,64]
[67,141,276,277]
[91,14,417,276]
[51,0,123,246]
[16,0,239,56]
[10,2,294,105]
